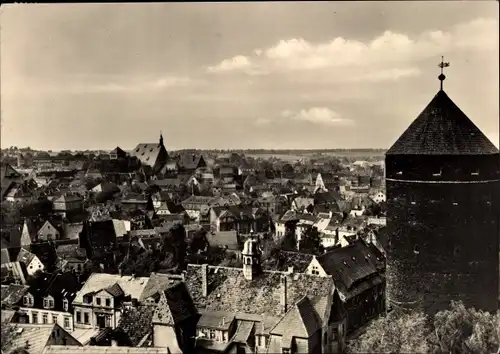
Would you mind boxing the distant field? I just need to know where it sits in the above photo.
[247,151,385,161]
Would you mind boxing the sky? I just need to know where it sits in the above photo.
[1,2,498,151]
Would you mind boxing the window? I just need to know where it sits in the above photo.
[64,317,70,329]
[23,295,32,306]
[32,312,38,324]
[63,299,69,312]
[105,299,111,307]
[209,329,215,339]
[413,245,420,255]
[76,311,81,324]
[44,297,54,309]
[311,265,320,276]
[52,315,58,324]
[96,298,101,306]
[43,313,48,324]
[84,313,89,324]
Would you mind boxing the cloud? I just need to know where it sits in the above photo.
[255,118,271,126]
[282,107,353,126]
[207,55,252,73]
[4,75,204,96]
[207,18,498,81]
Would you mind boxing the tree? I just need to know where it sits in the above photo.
[189,229,208,254]
[430,301,500,354]
[280,228,297,252]
[161,223,187,269]
[347,302,500,354]
[347,311,431,353]
[299,227,323,255]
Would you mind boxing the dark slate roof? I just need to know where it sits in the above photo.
[262,251,314,273]
[316,239,380,294]
[387,90,499,155]
[205,231,241,251]
[270,296,322,339]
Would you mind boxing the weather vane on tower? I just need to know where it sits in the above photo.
[438,56,450,91]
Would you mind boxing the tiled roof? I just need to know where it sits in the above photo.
[16,248,36,265]
[105,283,125,297]
[1,284,29,306]
[43,346,171,354]
[5,324,60,354]
[131,143,166,167]
[117,305,155,346]
[73,273,149,304]
[139,272,184,302]
[184,265,334,318]
[152,282,198,326]
[387,90,499,155]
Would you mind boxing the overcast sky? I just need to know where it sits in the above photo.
[1,2,498,151]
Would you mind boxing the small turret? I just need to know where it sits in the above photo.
[242,237,261,281]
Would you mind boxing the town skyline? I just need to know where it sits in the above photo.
[1,2,499,151]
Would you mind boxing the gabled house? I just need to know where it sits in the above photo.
[291,197,315,213]
[2,323,81,354]
[52,194,84,217]
[152,282,200,353]
[72,273,149,330]
[209,206,269,234]
[1,283,30,308]
[17,271,82,332]
[109,147,127,160]
[305,239,386,334]
[16,248,44,276]
[176,153,207,174]
[55,245,87,273]
[21,218,63,243]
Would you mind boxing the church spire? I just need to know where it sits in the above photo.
[438,56,450,91]
[159,131,164,147]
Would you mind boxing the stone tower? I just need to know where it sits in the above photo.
[385,73,500,314]
[242,238,262,281]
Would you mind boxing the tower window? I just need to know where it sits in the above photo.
[413,245,420,254]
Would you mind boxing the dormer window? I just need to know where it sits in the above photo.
[23,294,34,307]
[396,171,403,175]
[432,170,442,177]
[413,245,420,255]
[470,169,479,176]
[63,299,69,311]
[43,296,55,309]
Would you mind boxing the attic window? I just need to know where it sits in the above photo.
[150,148,154,152]
[413,245,420,255]
[452,202,458,206]
[396,171,403,175]
[432,170,442,177]
[471,169,479,176]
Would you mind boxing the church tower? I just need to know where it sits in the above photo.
[242,238,262,281]
[385,59,500,314]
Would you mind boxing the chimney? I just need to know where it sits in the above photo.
[201,264,208,297]
[280,275,287,314]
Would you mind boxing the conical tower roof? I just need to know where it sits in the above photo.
[387,90,498,155]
